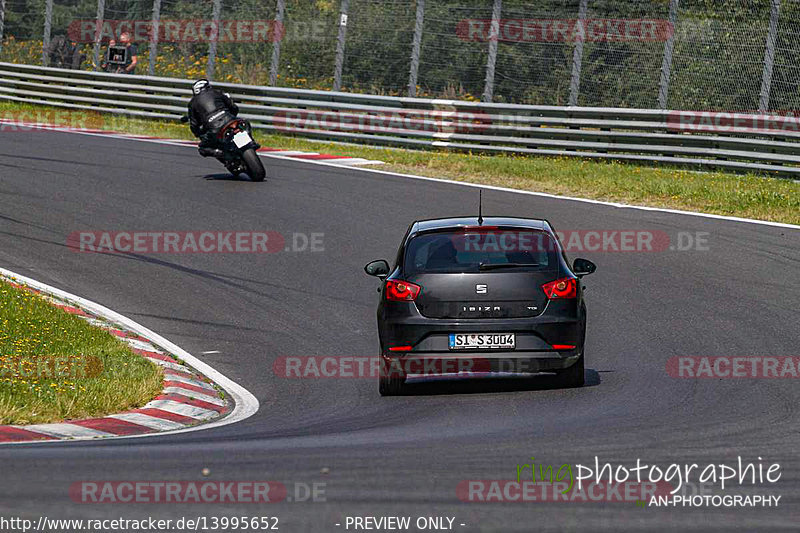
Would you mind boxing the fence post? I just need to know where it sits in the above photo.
[658,0,679,109]
[0,0,6,56]
[93,0,106,72]
[42,0,53,66]
[568,0,588,106]
[759,0,781,113]
[148,0,162,77]
[407,0,425,97]
[269,0,286,86]
[333,0,350,91]
[206,0,223,81]
[482,0,501,102]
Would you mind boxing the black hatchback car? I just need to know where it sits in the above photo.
[365,217,596,395]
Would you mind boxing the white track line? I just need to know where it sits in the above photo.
[0,267,259,445]
[329,158,386,166]
[15,124,799,230]
[303,159,800,231]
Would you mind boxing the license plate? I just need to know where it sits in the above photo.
[232,131,252,148]
[449,333,515,350]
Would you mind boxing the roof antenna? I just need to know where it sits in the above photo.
[478,190,484,225]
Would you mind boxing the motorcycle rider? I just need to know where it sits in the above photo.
[187,79,241,159]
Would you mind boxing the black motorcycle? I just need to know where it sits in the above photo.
[182,116,266,182]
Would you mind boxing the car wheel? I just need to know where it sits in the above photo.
[379,355,406,396]
[555,353,585,388]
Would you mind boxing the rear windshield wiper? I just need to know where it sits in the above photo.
[479,263,541,271]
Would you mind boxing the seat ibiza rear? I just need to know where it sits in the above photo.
[364,217,596,395]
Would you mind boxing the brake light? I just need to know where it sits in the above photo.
[218,120,243,140]
[385,280,422,301]
[551,344,576,350]
[542,277,577,299]
[389,346,413,352]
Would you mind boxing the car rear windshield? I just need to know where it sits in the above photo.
[404,229,559,274]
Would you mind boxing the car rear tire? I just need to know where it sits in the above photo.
[379,356,406,396]
[242,148,266,182]
[555,353,584,388]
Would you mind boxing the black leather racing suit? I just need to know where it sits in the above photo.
[187,88,240,156]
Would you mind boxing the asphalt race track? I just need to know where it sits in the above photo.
[0,129,798,532]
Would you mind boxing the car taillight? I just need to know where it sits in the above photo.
[385,280,421,301]
[542,277,577,299]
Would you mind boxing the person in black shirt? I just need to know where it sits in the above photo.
[117,32,138,74]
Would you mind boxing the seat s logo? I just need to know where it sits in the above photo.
[476,284,488,294]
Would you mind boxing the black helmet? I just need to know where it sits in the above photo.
[192,79,211,95]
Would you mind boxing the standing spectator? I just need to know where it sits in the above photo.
[101,39,117,72]
[117,32,138,75]
[47,34,84,70]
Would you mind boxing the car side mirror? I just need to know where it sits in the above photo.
[573,258,596,278]
[364,259,390,280]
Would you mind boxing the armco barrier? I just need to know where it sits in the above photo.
[1,61,799,177]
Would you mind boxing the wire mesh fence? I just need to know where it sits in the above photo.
[417,3,490,100]
[341,0,416,95]
[493,0,579,105]
[2,0,800,112]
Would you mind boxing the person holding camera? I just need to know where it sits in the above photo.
[101,39,117,72]
[104,33,138,74]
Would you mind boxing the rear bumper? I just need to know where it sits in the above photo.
[378,301,584,356]
[380,350,580,376]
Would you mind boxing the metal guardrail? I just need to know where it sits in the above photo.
[1,61,799,178]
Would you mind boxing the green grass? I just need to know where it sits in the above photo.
[2,100,799,225]
[0,279,164,425]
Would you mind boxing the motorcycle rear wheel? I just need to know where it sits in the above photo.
[242,149,266,182]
